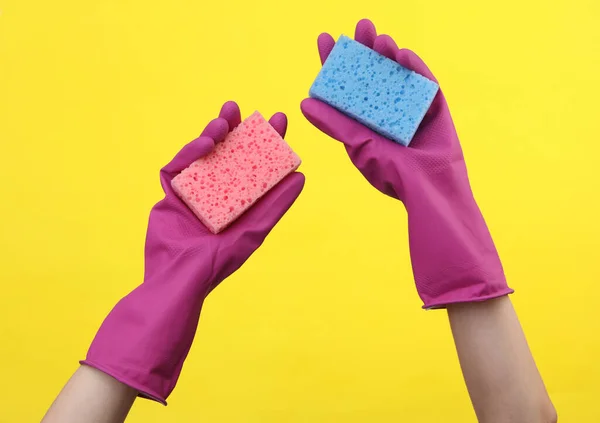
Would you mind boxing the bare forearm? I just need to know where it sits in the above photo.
[448,296,556,423]
[42,366,137,423]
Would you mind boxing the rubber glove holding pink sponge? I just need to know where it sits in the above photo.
[81,101,304,404]
[302,19,513,308]
[171,111,301,234]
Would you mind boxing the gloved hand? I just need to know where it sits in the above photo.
[81,101,305,404]
[301,19,512,309]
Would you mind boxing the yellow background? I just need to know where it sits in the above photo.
[1,0,599,421]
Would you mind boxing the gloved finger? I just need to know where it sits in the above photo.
[219,101,241,132]
[227,172,305,243]
[163,118,228,175]
[268,112,288,138]
[199,117,230,141]
[355,19,377,48]
[317,33,336,65]
[373,34,398,60]
[162,136,215,175]
[395,48,438,83]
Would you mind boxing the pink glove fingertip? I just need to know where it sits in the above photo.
[373,34,398,60]
[219,101,242,131]
[395,48,438,83]
[268,112,288,138]
[354,19,377,48]
[317,33,336,65]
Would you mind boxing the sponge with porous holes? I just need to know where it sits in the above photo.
[309,35,439,146]
[171,111,301,234]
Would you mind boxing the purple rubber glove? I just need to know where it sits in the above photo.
[81,101,305,404]
[301,20,513,309]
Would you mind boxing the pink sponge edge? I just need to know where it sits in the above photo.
[171,182,221,233]
[171,111,301,234]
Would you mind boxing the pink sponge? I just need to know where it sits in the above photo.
[171,111,301,234]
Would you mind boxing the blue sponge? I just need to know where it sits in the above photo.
[309,35,439,146]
